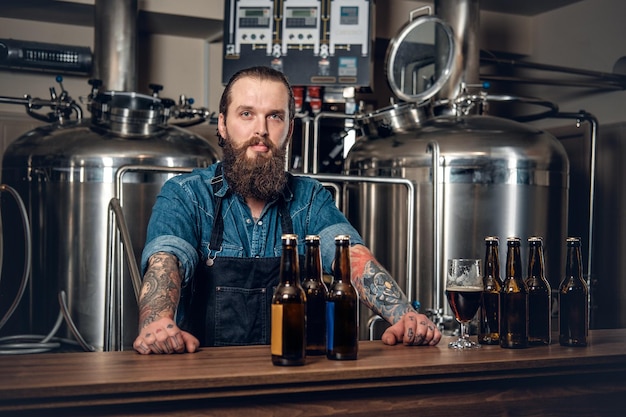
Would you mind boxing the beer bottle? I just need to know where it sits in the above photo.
[559,237,588,347]
[479,236,502,345]
[525,237,551,345]
[500,237,528,349]
[271,234,306,366]
[326,234,358,360]
[302,235,328,355]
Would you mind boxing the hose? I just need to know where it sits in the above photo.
[0,184,94,354]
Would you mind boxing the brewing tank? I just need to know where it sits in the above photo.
[345,104,569,326]
[0,91,219,350]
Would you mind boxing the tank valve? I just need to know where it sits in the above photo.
[0,75,83,123]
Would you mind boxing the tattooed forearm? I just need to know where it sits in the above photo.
[137,252,184,330]
[349,245,413,324]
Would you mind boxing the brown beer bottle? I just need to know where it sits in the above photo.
[302,235,328,355]
[479,236,502,345]
[559,237,588,347]
[271,234,306,366]
[326,234,358,360]
[525,237,551,345]
[500,237,528,349]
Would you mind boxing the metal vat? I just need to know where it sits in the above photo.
[0,91,219,350]
[345,110,569,327]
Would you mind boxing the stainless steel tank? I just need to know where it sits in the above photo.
[346,107,569,323]
[343,1,569,334]
[0,91,219,351]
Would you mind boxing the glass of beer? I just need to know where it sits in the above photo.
[445,258,483,349]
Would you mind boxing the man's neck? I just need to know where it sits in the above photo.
[246,197,266,219]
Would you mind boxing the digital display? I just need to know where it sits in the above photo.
[239,7,270,28]
[285,7,317,28]
[243,8,267,17]
[340,6,359,25]
[287,8,316,18]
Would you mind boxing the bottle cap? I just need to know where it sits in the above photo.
[305,235,320,243]
[281,234,298,244]
[334,234,350,243]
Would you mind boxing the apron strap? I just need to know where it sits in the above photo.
[208,164,225,257]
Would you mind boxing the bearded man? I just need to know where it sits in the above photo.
[133,66,441,354]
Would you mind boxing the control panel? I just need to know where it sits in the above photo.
[223,0,373,86]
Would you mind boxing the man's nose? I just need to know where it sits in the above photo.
[255,120,268,137]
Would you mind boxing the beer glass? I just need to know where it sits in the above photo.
[445,259,483,349]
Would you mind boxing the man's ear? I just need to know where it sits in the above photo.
[217,113,227,138]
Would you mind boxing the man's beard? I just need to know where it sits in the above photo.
[221,135,288,201]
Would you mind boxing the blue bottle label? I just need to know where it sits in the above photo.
[326,301,335,350]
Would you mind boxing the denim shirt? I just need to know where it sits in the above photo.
[141,163,364,286]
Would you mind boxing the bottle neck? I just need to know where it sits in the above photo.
[333,243,351,283]
[280,244,300,285]
[565,245,583,280]
[527,244,545,280]
[304,244,322,282]
[485,244,500,280]
[506,244,522,280]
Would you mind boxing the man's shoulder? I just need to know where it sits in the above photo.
[289,173,324,188]
[169,163,219,184]
[161,164,220,197]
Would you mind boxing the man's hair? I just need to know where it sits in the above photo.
[219,66,296,122]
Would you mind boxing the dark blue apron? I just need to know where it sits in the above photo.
[182,164,293,346]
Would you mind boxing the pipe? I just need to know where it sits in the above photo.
[427,141,444,325]
[303,173,415,340]
[311,112,358,174]
[94,0,138,91]
[103,164,195,350]
[550,111,598,327]
[435,0,481,105]
[481,57,626,90]
[108,198,143,304]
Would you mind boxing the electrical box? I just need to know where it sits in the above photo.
[223,0,373,87]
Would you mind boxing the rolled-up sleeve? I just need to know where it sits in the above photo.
[141,235,199,284]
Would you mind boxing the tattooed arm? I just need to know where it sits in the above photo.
[132,252,200,354]
[349,245,442,346]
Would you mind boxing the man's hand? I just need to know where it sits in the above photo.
[133,317,200,354]
[381,312,442,346]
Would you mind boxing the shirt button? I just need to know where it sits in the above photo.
[257,220,263,225]
[246,218,251,224]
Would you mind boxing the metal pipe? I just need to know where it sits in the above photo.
[108,198,142,304]
[103,164,195,350]
[305,173,415,302]
[303,173,415,340]
[481,57,626,90]
[427,141,444,324]
[311,112,357,174]
[480,74,626,91]
[550,111,598,325]
[435,0,481,103]
[94,0,137,91]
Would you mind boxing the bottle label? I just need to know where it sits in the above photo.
[271,304,283,356]
[326,301,335,350]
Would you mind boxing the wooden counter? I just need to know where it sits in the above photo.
[1,329,626,416]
